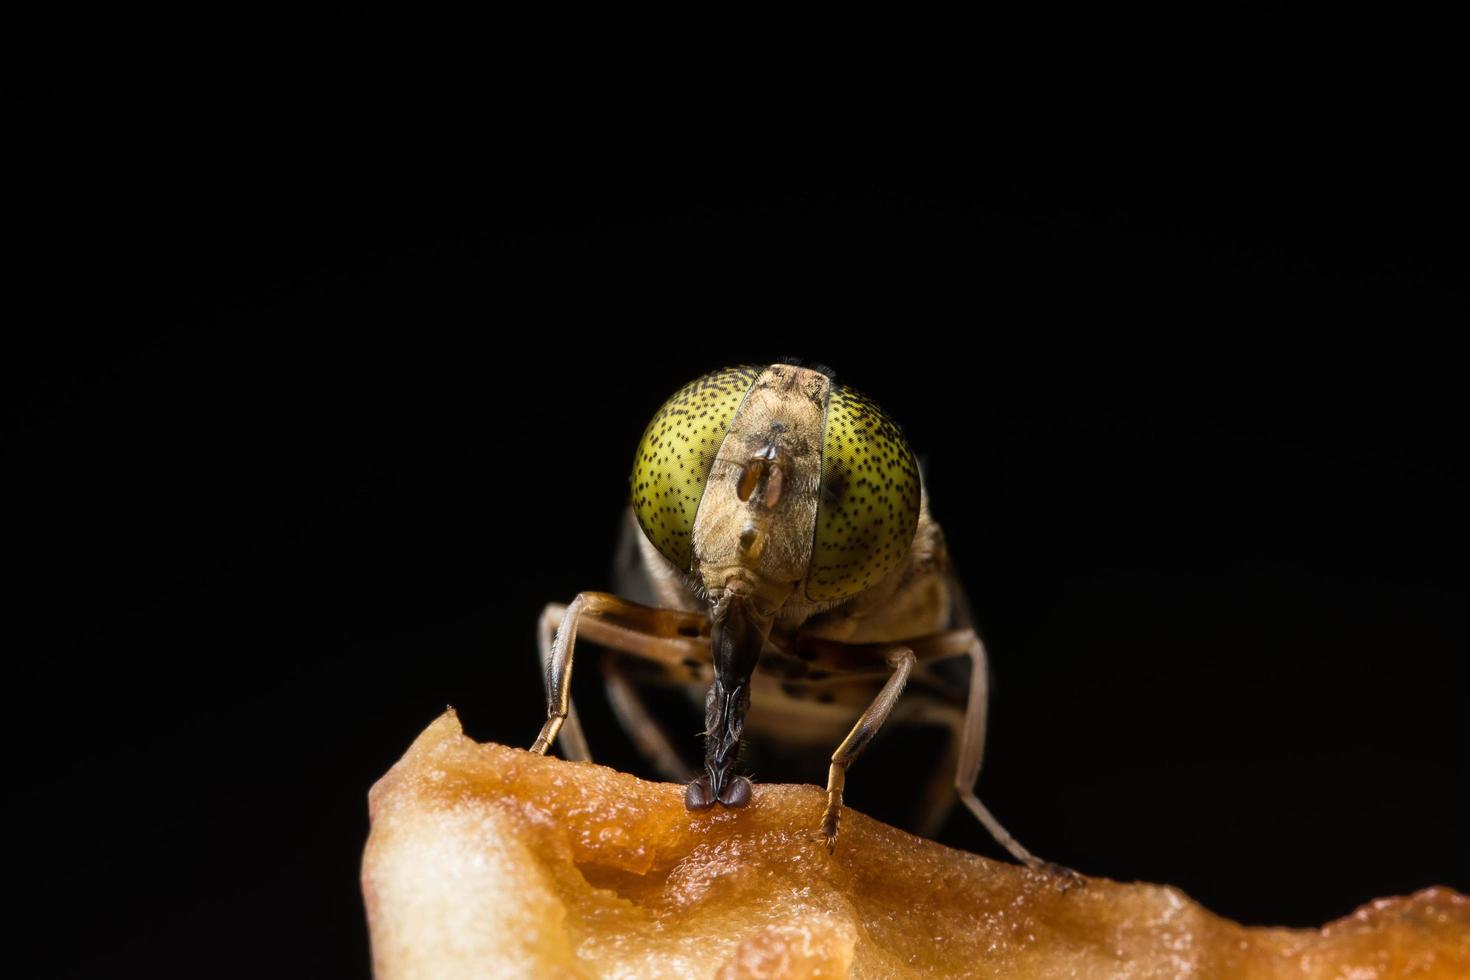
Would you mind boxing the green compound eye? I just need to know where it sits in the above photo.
[632,366,761,570]
[805,384,921,602]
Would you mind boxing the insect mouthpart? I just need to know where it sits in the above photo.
[685,588,769,811]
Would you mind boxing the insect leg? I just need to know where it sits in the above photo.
[603,657,694,783]
[820,644,915,852]
[537,603,591,761]
[946,629,1048,871]
[529,592,710,758]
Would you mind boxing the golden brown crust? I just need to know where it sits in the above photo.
[363,713,1470,980]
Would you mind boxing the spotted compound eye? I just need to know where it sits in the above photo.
[632,366,761,570]
[805,384,921,601]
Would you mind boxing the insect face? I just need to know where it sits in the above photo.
[631,363,921,809]
[631,364,921,607]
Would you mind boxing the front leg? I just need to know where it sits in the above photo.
[821,644,915,851]
[529,591,711,757]
[536,603,590,761]
[530,593,600,755]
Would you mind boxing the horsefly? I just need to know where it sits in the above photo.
[529,363,1059,872]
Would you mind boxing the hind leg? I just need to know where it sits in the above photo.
[603,656,694,782]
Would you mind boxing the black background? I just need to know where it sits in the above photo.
[5,5,1467,978]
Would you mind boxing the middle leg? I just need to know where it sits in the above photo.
[798,629,1061,874]
[820,644,915,851]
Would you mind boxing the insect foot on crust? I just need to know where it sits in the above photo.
[1032,860,1086,893]
[820,804,842,854]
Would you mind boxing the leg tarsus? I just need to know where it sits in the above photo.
[1038,862,1086,892]
[821,761,846,852]
[529,715,562,755]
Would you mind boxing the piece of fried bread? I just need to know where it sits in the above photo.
[362,711,1468,979]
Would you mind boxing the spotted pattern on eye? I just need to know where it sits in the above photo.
[632,366,761,570]
[806,384,921,601]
